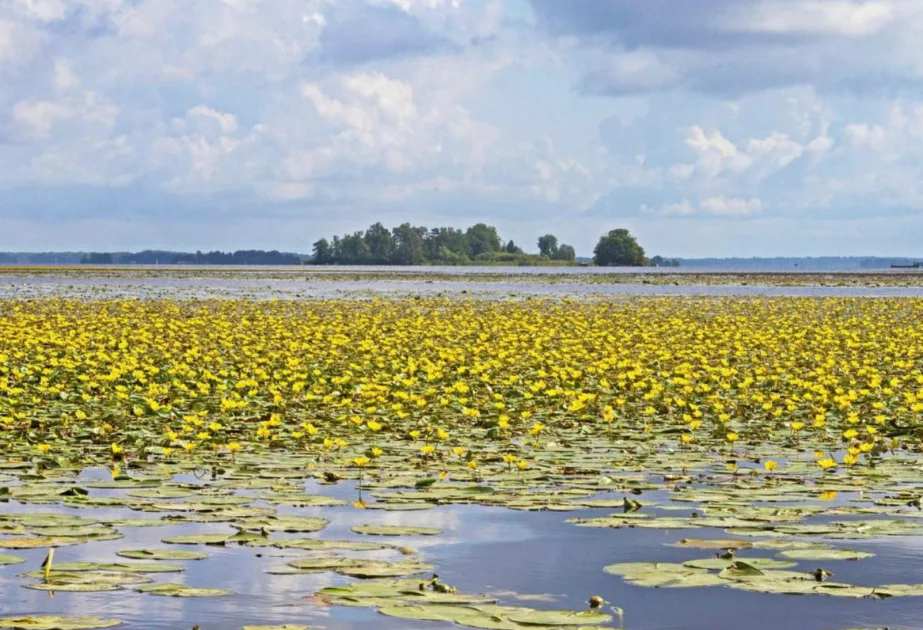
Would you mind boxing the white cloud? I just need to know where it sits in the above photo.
[700,196,764,216]
[10,0,68,22]
[685,126,753,179]
[12,99,72,137]
[725,1,895,37]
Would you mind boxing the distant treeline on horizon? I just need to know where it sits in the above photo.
[0,250,306,266]
[0,251,918,269]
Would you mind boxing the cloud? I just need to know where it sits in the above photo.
[316,4,458,66]
[700,196,764,216]
[529,0,923,96]
[1,0,923,257]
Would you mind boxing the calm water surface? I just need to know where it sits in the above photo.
[1,472,920,630]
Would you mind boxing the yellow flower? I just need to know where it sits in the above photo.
[162,447,173,457]
[764,460,778,472]
[420,445,435,456]
[37,443,51,454]
[467,460,478,469]
[367,420,382,432]
[352,456,370,467]
[371,447,383,457]
[110,443,123,455]
[726,432,739,443]
[818,457,837,470]
[227,442,241,452]
[516,459,529,470]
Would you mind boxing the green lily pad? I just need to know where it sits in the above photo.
[0,554,25,566]
[234,516,328,533]
[683,557,796,571]
[125,488,195,499]
[135,583,231,597]
[603,562,725,588]
[351,525,441,536]
[0,537,82,549]
[162,533,261,546]
[40,561,184,573]
[241,626,310,630]
[778,548,875,561]
[117,549,208,561]
[506,609,612,626]
[667,538,753,550]
[22,570,153,591]
[0,616,122,629]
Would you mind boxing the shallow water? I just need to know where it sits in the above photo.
[4,273,923,300]
[1,472,921,630]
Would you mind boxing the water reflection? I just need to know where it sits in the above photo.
[2,475,922,630]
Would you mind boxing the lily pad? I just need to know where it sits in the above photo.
[135,583,231,597]
[162,533,261,546]
[0,554,25,566]
[117,549,208,561]
[778,548,875,561]
[351,525,441,536]
[683,557,796,571]
[506,609,612,626]
[0,616,122,629]
[668,538,753,550]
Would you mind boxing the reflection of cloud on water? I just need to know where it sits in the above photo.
[0,471,536,628]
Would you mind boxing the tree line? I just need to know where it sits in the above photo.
[2,226,678,268]
[311,222,579,266]
[79,250,304,265]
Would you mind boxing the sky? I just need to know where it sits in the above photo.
[2,0,923,257]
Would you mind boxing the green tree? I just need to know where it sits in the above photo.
[363,222,396,263]
[592,229,647,267]
[505,240,524,254]
[465,223,502,256]
[425,227,471,260]
[553,244,576,262]
[391,223,427,265]
[312,238,333,264]
[537,234,559,257]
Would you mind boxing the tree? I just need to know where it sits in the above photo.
[465,223,502,257]
[553,244,576,262]
[363,222,396,263]
[312,238,333,264]
[425,227,470,260]
[593,229,647,267]
[650,255,680,267]
[339,231,369,264]
[537,234,559,258]
[391,223,427,265]
[505,240,523,254]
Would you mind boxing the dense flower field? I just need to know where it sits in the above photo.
[2,296,921,473]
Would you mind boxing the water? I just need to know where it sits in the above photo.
[2,476,920,630]
[2,271,923,629]
[3,269,923,299]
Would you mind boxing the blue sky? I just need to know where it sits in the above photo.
[2,0,923,257]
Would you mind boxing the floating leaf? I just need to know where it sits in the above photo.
[778,548,874,561]
[351,525,441,537]
[116,549,208,561]
[0,616,122,629]
[135,583,231,597]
